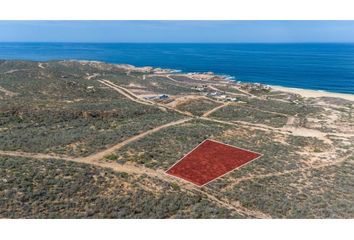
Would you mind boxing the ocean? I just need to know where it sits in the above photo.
[0,42,353,94]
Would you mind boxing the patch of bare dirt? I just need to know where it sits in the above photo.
[167,95,210,108]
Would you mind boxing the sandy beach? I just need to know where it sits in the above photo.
[271,85,354,102]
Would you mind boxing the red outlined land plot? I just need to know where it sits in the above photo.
[165,139,261,186]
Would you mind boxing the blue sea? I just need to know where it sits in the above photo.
[0,43,354,94]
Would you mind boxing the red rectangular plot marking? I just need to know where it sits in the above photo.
[166,139,261,186]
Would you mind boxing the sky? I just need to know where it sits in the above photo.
[0,21,354,43]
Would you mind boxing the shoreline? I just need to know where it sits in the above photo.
[178,69,354,102]
[2,59,354,101]
[269,85,354,102]
[166,68,354,101]
[86,60,354,102]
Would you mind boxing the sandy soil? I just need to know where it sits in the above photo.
[0,86,17,97]
[271,85,354,101]
[167,95,211,108]
[86,73,99,80]
[38,63,46,69]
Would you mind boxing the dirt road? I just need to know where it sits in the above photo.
[0,86,17,97]
[99,79,154,107]
[38,63,45,69]
[0,150,74,161]
[81,117,192,162]
[202,103,230,117]
[100,79,194,116]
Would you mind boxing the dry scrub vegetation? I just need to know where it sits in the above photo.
[0,60,353,218]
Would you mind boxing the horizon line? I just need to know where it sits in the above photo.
[1,41,354,44]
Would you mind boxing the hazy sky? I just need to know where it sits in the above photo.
[1,21,354,43]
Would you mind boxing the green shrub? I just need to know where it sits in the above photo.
[105,154,118,161]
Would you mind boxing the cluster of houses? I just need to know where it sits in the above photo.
[206,91,237,102]
[240,83,272,92]
[191,84,208,92]
[190,84,238,102]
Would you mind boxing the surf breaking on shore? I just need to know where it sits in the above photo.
[77,60,354,102]
[106,60,354,102]
[270,85,354,102]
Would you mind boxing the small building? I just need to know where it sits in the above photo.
[209,92,219,96]
[218,95,227,99]
[159,94,169,100]
[191,84,208,92]
[226,97,237,102]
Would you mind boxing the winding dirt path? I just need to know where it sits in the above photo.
[222,153,352,192]
[230,102,290,117]
[0,150,74,161]
[0,119,268,218]
[209,85,254,97]
[202,103,230,117]
[81,117,192,162]
[100,79,193,116]
[0,147,268,218]
[86,73,99,80]
[99,80,154,107]
[38,63,45,69]
[149,74,195,87]
[3,75,340,219]
[164,75,201,89]
[200,115,341,144]
[0,113,268,218]
[0,86,17,97]
[3,69,30,74]
[191,187,271,218]
[155,75,194,90]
